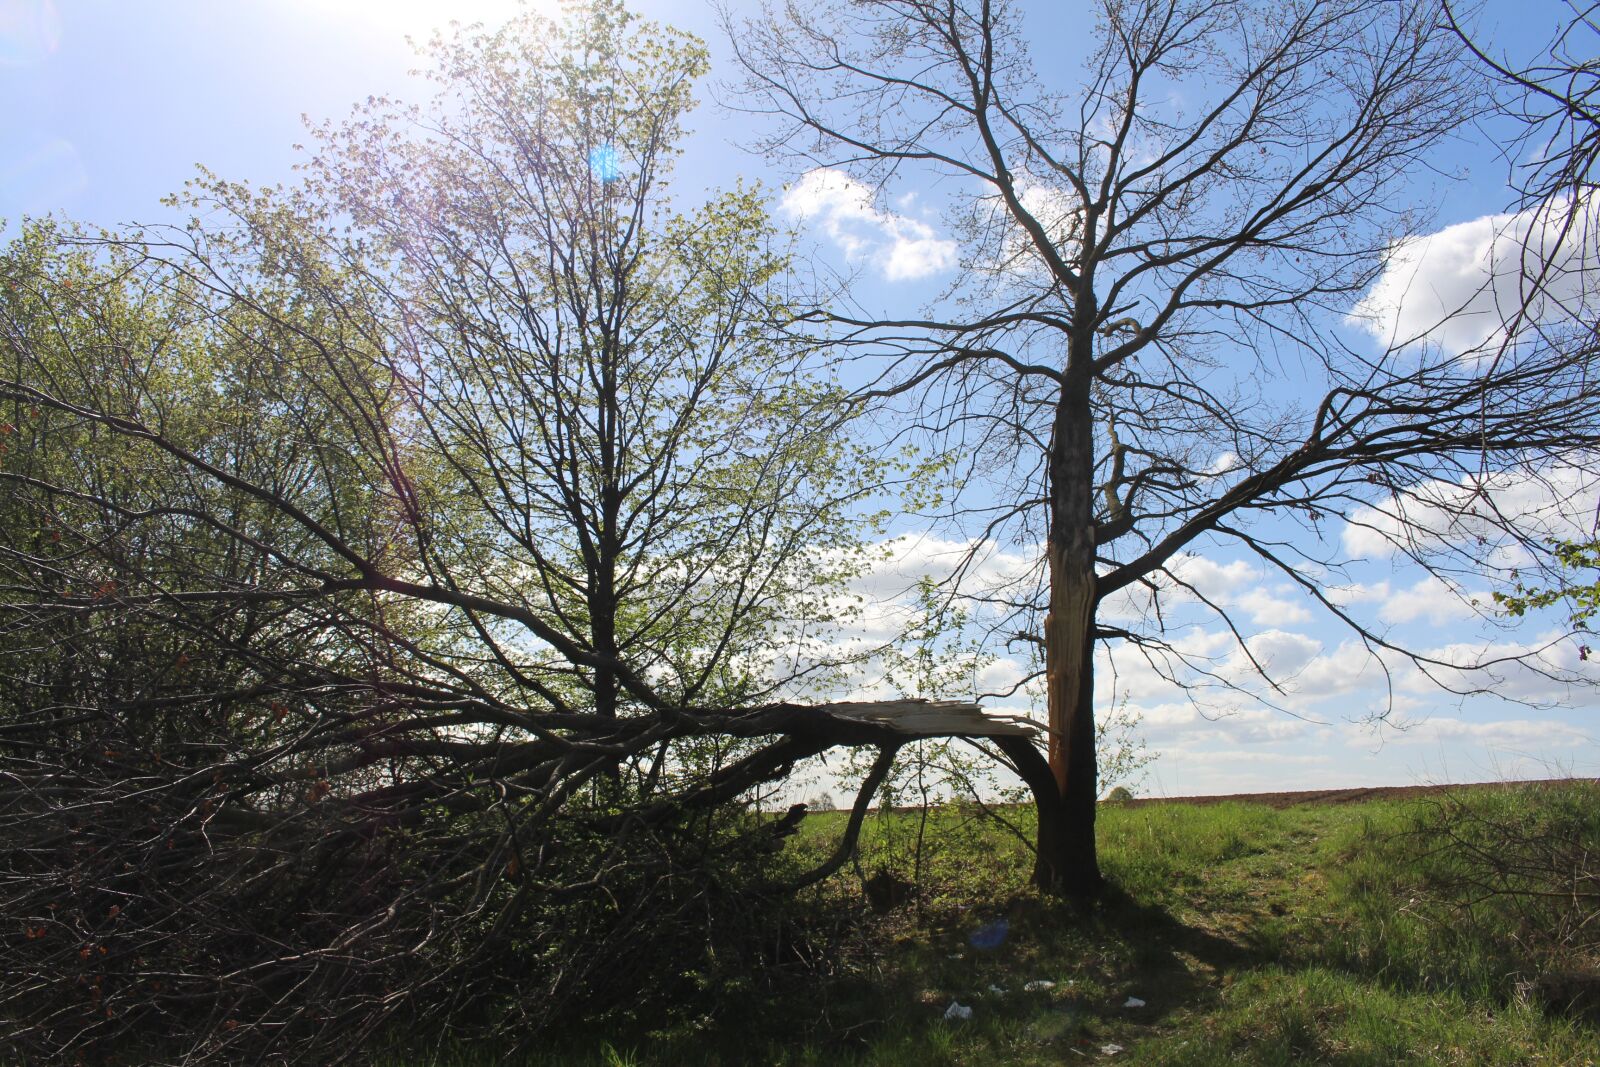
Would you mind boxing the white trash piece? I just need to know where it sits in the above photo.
[988,984,1007,996]
[944,999,973,1021]
[1123,995,1146,1008]
[1022,979,1056,992]
[1101,1044,1125,1056]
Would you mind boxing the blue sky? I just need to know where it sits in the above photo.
[5,0,1598,796]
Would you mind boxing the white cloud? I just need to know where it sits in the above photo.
[1096,629,1236,704]
[781,168,957,281]
[849,534,1040,608]
[1350,196,1600,357]
[1205,451,1240,476]
[1379,575,1480,627]
[1116,553,1310,628]
[1401,631,1600,706]
[975,655,1032,697]
[1326,579,1392,606]
[1166,554,1256,596]
[1237,629,1322,677]
[976,181,1083,280]
[825,528,1600,785]
[1292,639,1391,698]
[1130,698,1319,746]
[1343,464,1598,561]
[1381,715,1593,750]
[1235,587,1312,627]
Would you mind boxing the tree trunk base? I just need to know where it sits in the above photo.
[994,735,1103,898]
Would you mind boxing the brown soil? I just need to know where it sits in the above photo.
[1124,777,1598,809]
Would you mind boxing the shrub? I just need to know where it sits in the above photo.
[1335,780,1600,1015]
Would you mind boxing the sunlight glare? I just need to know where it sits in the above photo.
[305,0,561,42]
[0,0,61,67]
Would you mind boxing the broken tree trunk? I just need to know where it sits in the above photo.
[806,699,1089,895]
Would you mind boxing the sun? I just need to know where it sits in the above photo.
[360,0,557,35]
[290,0,563,45]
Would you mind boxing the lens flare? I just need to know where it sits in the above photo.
[587,144,621,184]
[0,0,61,67]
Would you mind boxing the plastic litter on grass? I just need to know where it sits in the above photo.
[968,918,1009,950]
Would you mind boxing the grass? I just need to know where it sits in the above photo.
[385,783,1600,1066]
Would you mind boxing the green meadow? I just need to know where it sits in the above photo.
[399,781,1600,1066]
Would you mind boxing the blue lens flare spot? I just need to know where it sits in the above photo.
[587,144,621,184]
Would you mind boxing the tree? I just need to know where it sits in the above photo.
[0,218,456,1063]
[0,221,406,724]
[1442,2,1600,633]
[1,5,1010,1060]
[1445,1,1598,215]
[726,0,1600,895]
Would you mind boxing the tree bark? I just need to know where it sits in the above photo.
[1037,362,1104,897]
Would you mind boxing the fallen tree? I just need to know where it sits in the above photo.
[0,6,1061,1061]
[1,678,1045,1061]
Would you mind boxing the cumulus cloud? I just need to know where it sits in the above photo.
[1326,579,1392,606]
[1291,640,1391,699]
[1326,575,1484,629]
[781,168,957,281]
[973,181,1084,280]
[1129,698,1322,746]
[1342,464,1599,562]
[1094,629,1238,705]
[1400,632,1600,706]
[1102,553,1311,628]
[1373,714,1596,756]
[1379,575,1480,627]
[1236,629,1322,677]
[847,534,1040,616]
[812,534,1045,701]
[1166,554,1256,595]
[975,655,1033,697]
[1235,587,1313,627]
[1349,196,1600,357]
[826,528,1600,776]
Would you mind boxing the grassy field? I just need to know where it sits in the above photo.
[401,782,1600,1066]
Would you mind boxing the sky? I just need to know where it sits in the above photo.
[4,0,1598,797]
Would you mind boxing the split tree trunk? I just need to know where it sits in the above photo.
[1032,358,1104,897]
[1036,543,1101,896]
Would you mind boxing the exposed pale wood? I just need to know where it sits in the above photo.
[817,698,1039,737]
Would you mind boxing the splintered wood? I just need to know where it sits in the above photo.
[818,698,1040,737]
